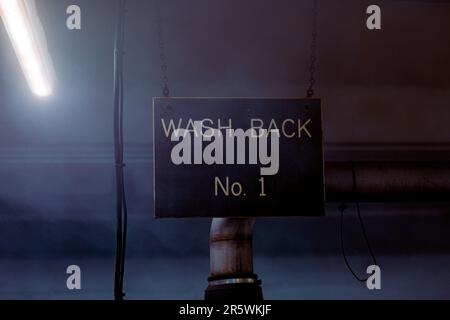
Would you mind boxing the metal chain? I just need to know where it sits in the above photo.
[156,0,316,98]
[307,0,318,98]
[155,0,170,97]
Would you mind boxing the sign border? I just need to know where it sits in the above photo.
[152,97,325,219]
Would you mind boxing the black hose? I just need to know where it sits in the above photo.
[339,162,378,283]
[113,0,127,301]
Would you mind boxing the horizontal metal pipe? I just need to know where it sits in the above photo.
[325,162,450,202]
[209,162,450,280]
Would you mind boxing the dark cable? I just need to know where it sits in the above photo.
[339,162,378,282]
[155,0,170,97]
[113,0,127,301]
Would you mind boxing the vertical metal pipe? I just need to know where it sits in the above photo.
[205,218,263,301]
[209,218,255,278]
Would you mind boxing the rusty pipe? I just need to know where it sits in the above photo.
[209,218,256,281]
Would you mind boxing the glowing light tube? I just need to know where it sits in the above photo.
[0,0,55,97]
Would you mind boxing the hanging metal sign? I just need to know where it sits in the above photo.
[153,97,325,218]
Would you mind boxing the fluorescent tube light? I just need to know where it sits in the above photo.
[0,0,55,97]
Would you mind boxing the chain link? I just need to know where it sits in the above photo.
[156,0,317,98]
[155,0,170,97]
[307,0,318,98]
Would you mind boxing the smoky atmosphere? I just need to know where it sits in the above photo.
[0,0,449,304]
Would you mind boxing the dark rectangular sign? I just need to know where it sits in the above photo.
[153,98,325,218]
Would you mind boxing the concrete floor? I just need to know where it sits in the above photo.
[0,255,449,300]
